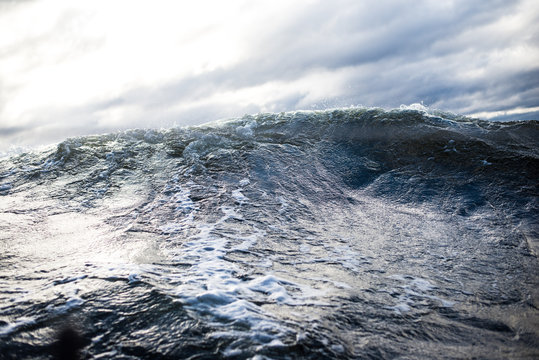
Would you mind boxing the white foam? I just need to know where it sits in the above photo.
[212,299,261,322]
[46,296,84,314]
[186,290,237,306]
[248,275,292,303]
[410,277,435,291]
[51,275,88,287]
[143,130,163,143]
[299,244,311,253]
[231,228,265,251]
[154,183,197,234]
[239,178,250,186]
[94,350,119,359]
[387,274,454,312]
[172,187,195,213]
[399,102,429,113]
[0,317,36,336]
[258,258,273,268]
[232,189,249,204]
[278,196,289,214]
[235,122,255,137]
[220,205,241,219]
[392,302,411,313]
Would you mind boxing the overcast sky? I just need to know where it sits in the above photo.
[1,0,538,153]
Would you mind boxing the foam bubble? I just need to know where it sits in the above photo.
[232,189,249,204]
[239,178,250,186]
[46,296,84,314]
[248,275,291,303]
[0,317,36,336]
[387,274,454,312]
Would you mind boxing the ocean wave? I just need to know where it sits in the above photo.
[0,107,537,359]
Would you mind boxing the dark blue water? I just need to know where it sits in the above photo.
[0,107,537,359]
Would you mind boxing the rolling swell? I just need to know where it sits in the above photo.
[6,108,537,204]
[0,107,538,359]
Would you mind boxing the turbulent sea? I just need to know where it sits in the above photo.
[0,107,538,359]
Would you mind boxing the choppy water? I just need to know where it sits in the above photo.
[0,107,538,359]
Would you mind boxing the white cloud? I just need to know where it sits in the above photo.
[0,0,538,151]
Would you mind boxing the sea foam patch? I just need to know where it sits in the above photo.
[0,317,36,336]
[387,274,455,313]
[149,186,313,352]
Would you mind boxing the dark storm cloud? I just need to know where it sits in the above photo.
[242,0,514,70]
[93,0,536,115]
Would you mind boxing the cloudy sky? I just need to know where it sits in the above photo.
[1,0,538,153]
